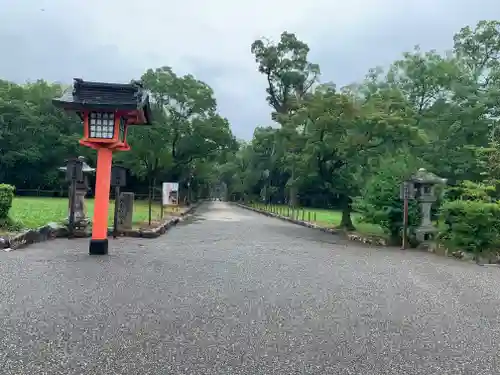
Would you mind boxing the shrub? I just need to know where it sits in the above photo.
[0,184,15,220]
[354,154,422,245]
[445,180,495,202]
[0,217,23,232]
[439,200,500,259]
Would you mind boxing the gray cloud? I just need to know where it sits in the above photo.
[1,0,499,139]
[314,0,500,87]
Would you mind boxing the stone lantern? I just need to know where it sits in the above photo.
[407,168,447,242]
[58,156,95,226]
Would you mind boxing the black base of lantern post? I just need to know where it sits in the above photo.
[89,239,108,255]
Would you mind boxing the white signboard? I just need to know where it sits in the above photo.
[162,182,180,205]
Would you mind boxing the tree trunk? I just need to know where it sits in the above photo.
[148,174,153,225]
[339,195,355,231]
[152,177,157,201]
[289,186,298,207]
[287,169,297,206]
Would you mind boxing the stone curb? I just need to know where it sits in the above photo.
[2,224,70,252]
[1,202,202,252]
[113,202,201,239]
[234,203,387,247]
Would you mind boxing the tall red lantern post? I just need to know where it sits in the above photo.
[53,78,152,255]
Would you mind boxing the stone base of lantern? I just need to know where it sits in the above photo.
[415,226,437,242]
[89,239,108,255]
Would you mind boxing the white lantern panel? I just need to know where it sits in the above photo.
[89,112,115,138]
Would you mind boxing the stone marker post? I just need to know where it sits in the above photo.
[111,165,127,237]
[117,192,134,231]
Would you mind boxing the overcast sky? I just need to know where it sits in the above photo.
[1,0,499,139]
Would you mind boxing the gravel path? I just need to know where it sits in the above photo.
[1,201,500,374]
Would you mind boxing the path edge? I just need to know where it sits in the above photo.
[2,201,203,252]
[233,202,388,247]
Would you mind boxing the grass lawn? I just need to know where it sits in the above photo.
[251,203,385,237]
[9,197,167,229]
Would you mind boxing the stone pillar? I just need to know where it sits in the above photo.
[420,201,432,226]
[68,182,75,219]
[416,200,436,242]
[117,192,134,230]
[74,188,87,221]
[68,178,89,224]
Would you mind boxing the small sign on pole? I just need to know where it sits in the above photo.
[111,166,127,188]
[400,181,415,200]
[162,182,180,205]
[401,181,413,249]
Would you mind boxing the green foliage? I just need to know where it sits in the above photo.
[0,80,82,190]
[119,66,235,203]
[440,200,500,258]
[221,19,500,237]
[251,31,320,114]
[440,178,500,259]
[0,217,24,232]
[0,184,23,231]
[354,154,422,243]
[2,19,500,240]
[445,180,496,202]
[0,184,15,220]
[0,70,233,203]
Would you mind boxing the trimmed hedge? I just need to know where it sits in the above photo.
[440,200,500,258]
[0,184,15,220]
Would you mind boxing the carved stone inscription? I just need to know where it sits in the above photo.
[118,192,134,230]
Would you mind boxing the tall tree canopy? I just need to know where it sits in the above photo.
[0,67,236,200]
[221,20,500,230]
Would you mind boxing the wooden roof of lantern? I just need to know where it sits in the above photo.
[52,78,152,125]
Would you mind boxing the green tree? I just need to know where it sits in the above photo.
[121,66,235,221]
[0,80,82,190]
[251,32,320,205]
[287,83,423,229]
